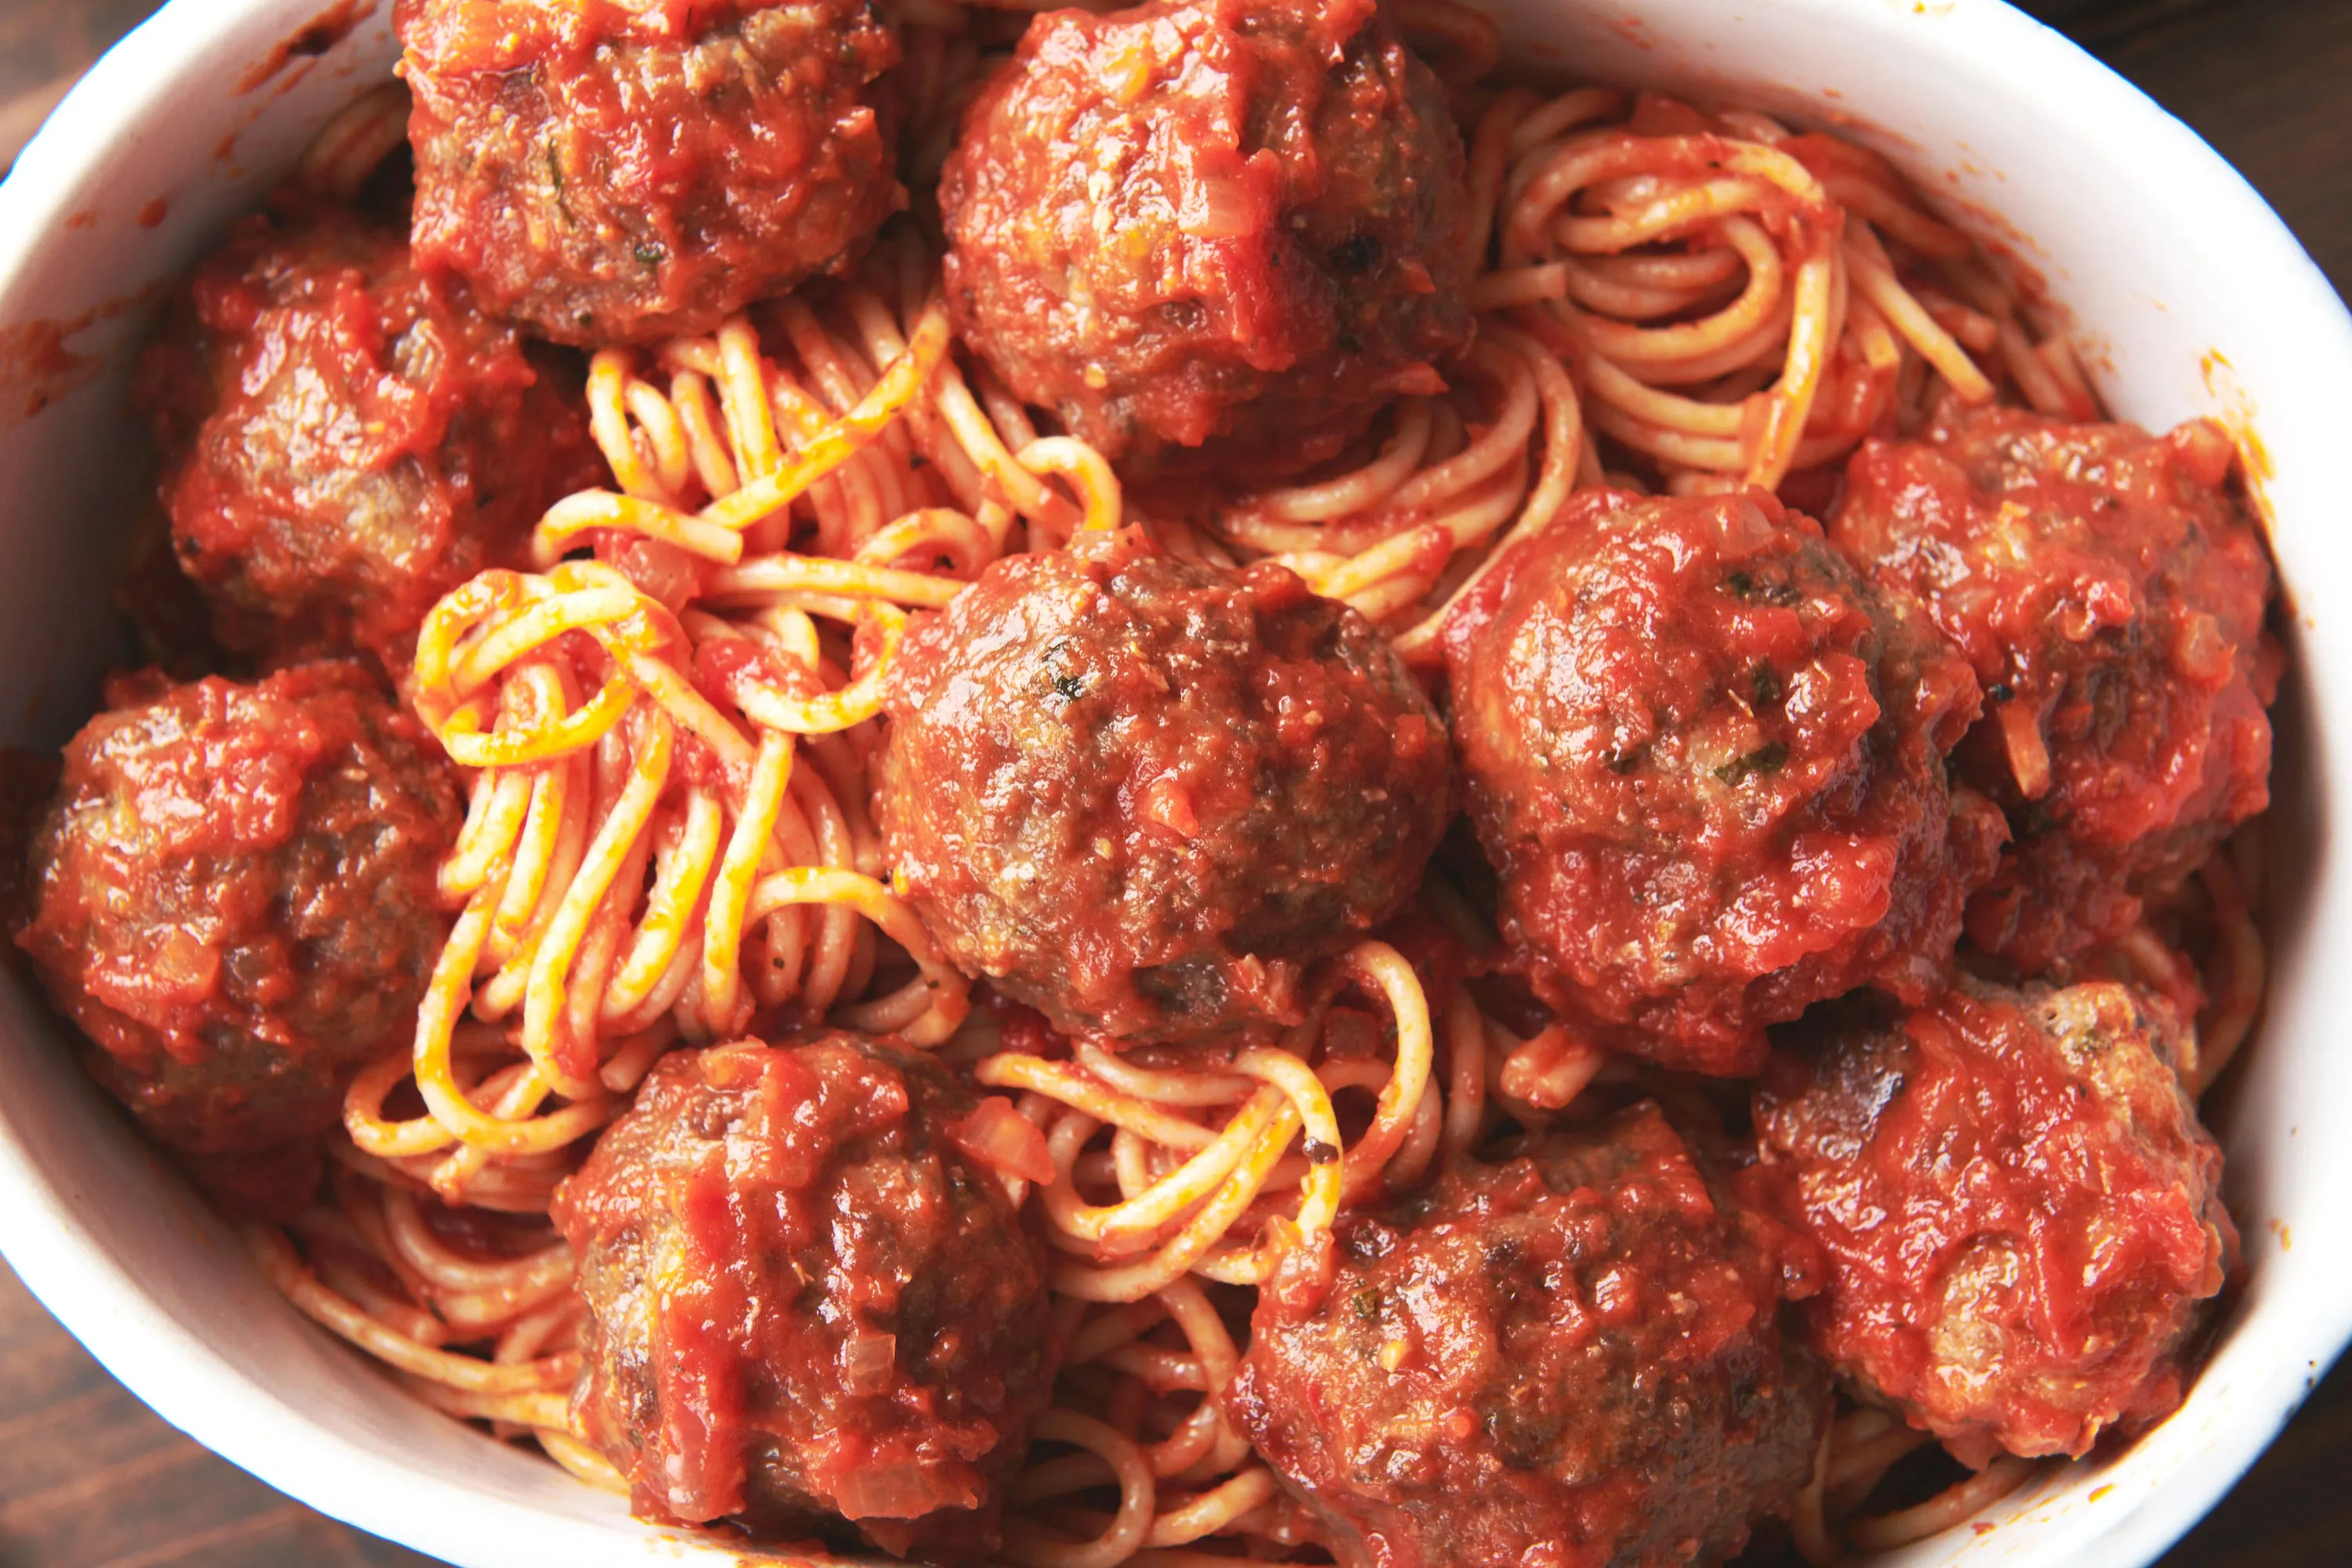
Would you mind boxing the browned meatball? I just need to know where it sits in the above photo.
[1751,977,2234,1465]
[1228,1102,1828,1568]
[16,662,459,1157]
[401,0,901,344]
[132,200,598,671]
[940,0,1472,470]
[1446,488,2005,1076]
[876,528,1453,1044]
[1831,406,2277,971]
[554,1033,1056,1560]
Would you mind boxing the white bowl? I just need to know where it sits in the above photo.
[1,2,2347,1564]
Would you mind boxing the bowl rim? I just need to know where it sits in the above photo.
[2,0,2350,1564]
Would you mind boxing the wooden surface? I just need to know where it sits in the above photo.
[1,0,2348,1563]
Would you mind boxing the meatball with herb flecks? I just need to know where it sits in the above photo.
[940,0,1472,472]
[132,199,599,671]
[877,526,1452,1045]
[399,0,901,345]
[1228,1102,1830,1568]
[1830,405,2277,971]
[1446,487,2005,1076]
[554,1033,1057,1560]
[16,662,459,1159]
[1751,976,2235,1465]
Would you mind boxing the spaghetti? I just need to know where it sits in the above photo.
[1191,85,2088,669]
[216,45,2260,1568]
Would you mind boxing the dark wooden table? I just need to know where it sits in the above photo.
[2,0,2348,1563]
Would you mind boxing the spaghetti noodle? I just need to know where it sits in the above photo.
[1190,85,2086,670]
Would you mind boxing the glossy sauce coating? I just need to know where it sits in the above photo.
[1831,406,2276,970]
[1229,1102,1828,1568]
[941,0,1471,469]
[877,528,1452,1044]
[1751,977,2234,1465]
[16,662,459,1158]
[132,200,598,671]
[1447,488,2004,1076]
[400,0,901,344]
[554,1034,1057,1560]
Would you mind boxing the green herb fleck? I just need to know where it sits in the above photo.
[1353,1288,1381,1320]
[1044,637,1085,702]
[1751,664,1783,707]
[1715,740,1790,787]
[1722,568,1798,605]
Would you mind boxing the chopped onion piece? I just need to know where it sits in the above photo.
[952,1094,1056,1185]
[841,1329,897,1395]
[834,1458,973,1520]
[1501,1026,1605,1110]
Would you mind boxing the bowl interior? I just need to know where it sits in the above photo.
[1,2,2348,1566]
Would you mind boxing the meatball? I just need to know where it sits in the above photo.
[554,1033,1056,1560]
[16,662,460,1157]
[1831,405,2276,970]
[400,0,900,345]
[1446,488,2005,1076]
[940,0,1472,470]
[1228,1102,1828,1568]
[876,527,1453,1044]
[1751,976,2234,1465]
[133,200,598,670]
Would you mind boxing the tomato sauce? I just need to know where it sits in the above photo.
[555,1034,1058,1562]
[1231,1102,1827,1567]
[1832,405,2276,969]
[400,0,900,344]
[940,0,1471,470]
[16,662,458,1160]
[1752,978,2234,1465]
[877,527,1452,1044]
[1449,488,2003,1075]
[133,200,598,670]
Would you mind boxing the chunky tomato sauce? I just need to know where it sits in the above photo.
[1752,979,2234,1465]
[878,527,1451,1044]
[1231,1102,1826,1567]
[1449,488,2002,1075]
[133,201,596,669]
[554,1035,1057,1561]
[941,0,1470,469]
[400,0,899,344]
[16,662,457,1159]
[1833,405,2275,967]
